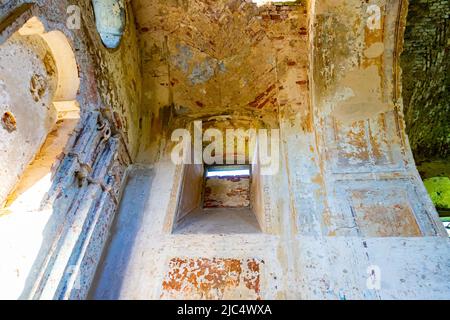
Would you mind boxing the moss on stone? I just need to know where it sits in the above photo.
[424,177,450,210]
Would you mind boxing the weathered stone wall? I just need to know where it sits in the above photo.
[1,0,450,300]
[74,0,142,160]
[89,0,449,300]
[0,31,58,206]
[0,0,141,299]
[401,0,449,162]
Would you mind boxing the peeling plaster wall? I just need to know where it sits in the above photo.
[299,0,450,298]
[0,1,138,299]
[1,0,450,301]
[161,257,261,300]
[1,0,142,157]
[77,0,142,160]
[90,0,450,300]
[309,0,443,237]
[0,32,58,206]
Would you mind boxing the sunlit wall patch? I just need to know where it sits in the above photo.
[92,0,126,49]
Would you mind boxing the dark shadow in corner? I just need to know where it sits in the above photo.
[88,167,154,300]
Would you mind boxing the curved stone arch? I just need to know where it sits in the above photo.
[0,12,84,300]
[18,16,80,110]
[92,0,127,49]
[0,15,80,209]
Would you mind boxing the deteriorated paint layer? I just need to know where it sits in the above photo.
[1,0,450,301]
[0,1,133,299]
[0,31,58,207]
[161,258,261,300]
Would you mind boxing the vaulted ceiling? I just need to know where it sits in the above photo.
[131,0,307,121]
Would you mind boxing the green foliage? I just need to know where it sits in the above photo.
[424,177,450,210]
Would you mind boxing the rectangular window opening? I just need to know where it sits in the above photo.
[172,163,262,234]
[206,165,251,178]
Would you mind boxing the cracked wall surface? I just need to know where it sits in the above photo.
[0,0,449,300]
[0,0,139,299]
[0,31,57,206]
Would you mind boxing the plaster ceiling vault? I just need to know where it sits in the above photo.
[132,0,306,120]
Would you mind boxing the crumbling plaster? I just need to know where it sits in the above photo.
[92,0,449,300]
[0,0,139,299]
[0,0,449,300]
[0,31,58,206]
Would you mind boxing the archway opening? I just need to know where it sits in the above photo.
[0,16,80,299]
[0,16,80,212]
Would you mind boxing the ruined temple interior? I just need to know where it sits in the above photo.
[0,0,449,300]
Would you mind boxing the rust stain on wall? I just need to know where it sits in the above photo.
[161,258,261,300]
[1,111,16,133]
